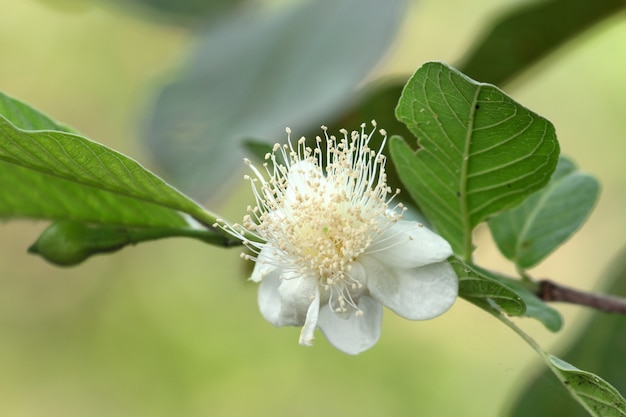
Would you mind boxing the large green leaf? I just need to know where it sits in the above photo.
[0,162,187,228]
[142,0,408,199]
[391,62,560,258]
[507,249,626,417]
[0,92,74,132]
[0,92,236,264]
[0,93,215,227]
[459,0,625,86]
[489,156,600,269]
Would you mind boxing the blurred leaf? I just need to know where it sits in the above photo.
[324,79,412,144]
[38,0,247,25]
[29,220,234,266]
[241,139,272,163]
[508,248,626,417]
[142,0,408,200]
[110,0,247,25]
[303,80,417,208]
[452,257,526,317]
[489,156,600,269]
[245,78,415,201]
[0,92,217,228]
[459,0,625,86]
[390,62,560,258]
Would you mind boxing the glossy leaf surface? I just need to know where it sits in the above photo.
[391,62,559,257]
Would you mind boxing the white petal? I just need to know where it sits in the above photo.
[362,256,458,320]
[318,295,383,355]
[277,273,318,326]
[250,246,278,283]
[299,286,320,347]
[257,267,283,326]
[366,221,453,269]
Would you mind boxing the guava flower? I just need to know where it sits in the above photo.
[215,122,457,354]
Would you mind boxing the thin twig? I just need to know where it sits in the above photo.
[538,279,626,314]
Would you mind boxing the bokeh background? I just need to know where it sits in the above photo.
[1,0,625,416]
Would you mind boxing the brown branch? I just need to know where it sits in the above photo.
[538,279,626,314]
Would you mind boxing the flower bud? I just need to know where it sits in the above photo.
[28,220,129,266]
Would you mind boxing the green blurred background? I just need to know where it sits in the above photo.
[1,0,625,416]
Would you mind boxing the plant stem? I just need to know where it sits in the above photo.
[191,211,262,244]
[537,279,626,314]
[492,308,548,359]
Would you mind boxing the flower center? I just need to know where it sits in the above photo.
[216,122,405,312]
[275,187,369,282]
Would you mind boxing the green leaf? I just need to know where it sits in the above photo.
[500,312,626,417]
[142,0,408,199]
[111,0,248,25]
[508,249,626,417]
[489,156,599,269]
[547,356,626,417]
[495,306,626,417]
[0,91,74,132]
[495,276,562,332]
[391,61,560,258]
[0,92,239,264]
[469,262,562,331]
[451,257,525,317]
[0,93,216,228]
[459,0,625,86]
[0,162,188,228]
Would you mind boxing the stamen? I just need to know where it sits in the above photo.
[223,121,402,320]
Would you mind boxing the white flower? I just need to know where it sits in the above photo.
[216,121,457,354]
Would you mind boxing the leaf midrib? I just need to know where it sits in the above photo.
[460,84,482,260]
[0,117,211,223]
[0,151,194,216]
